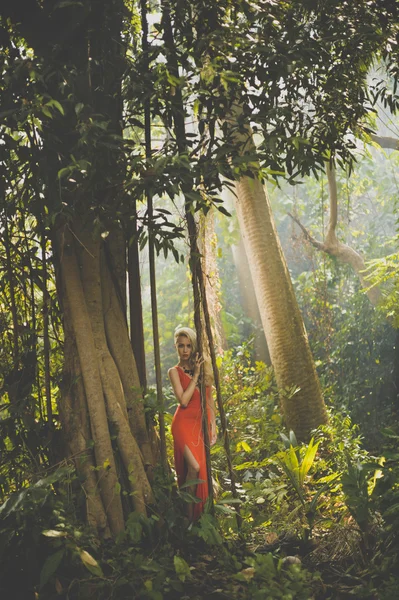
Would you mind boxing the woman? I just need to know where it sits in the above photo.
[169,327,217,520]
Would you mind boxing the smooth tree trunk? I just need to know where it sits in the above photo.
[198,208,226,355]
[232,235,270,364]
[230,112,328,439]
[128,210,147,390]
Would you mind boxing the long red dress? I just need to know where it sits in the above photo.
[171,366,210,519]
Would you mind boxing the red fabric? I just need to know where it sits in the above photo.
[171,366,210,519]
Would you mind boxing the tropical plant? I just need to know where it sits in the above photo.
[277,432,338,540]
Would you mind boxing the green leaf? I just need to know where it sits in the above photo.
[57,166,73,180]
[289,430,298,447]
[380,428,399,439]
[75,102,84,115]
[241,440,252,452]
[214,503,236,515]
[180,478,205,489]
[127,520,142,543]
[299,438,319,486]
[47,99,64,115]
[279,432,291,449]
[217,497,242,504]
[217,206,232,217]
[174,555,191,582]
[42,530,67,538]
[79,549,103,577]
[41,106,53,118]
[40,549,64,588]
[307,480,336,514]
[196,514,223,545]
[129,117,145,129]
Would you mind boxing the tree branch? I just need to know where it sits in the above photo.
[287,212,327,252]
[371,134,399,150]
[326,163,338,243]
[288,165,383,308]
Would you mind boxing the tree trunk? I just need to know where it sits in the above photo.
[54,220,154,532]
[128,209,147,390]
[79,226,153,511]
[232,235,270,364]
[230,112,328,439]
[55,224,125,535]
[101,246,154,470]
[59,311,110,536]
[198,208,226,355]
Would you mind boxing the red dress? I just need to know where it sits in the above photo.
[171,366,211,519]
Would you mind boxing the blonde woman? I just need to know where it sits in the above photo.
[168,327,217,520]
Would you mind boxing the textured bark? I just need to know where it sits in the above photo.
[101,249,154,468]
[56,225,125,535]
[78,227,154,512]
[289,164,382,307]
[229,109,328,439]
[59,324,110,535]
[106,227,127,317]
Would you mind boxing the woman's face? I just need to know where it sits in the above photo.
[176,335,192,362]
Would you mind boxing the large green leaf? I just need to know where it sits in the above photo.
[40,549,64,589]
[299,438,319,487]
[174,555,191,582]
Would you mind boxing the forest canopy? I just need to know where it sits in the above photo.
[1,0,399,598]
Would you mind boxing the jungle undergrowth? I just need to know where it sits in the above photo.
[2,340,399,599]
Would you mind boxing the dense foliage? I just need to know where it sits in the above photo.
[1,0,399,597]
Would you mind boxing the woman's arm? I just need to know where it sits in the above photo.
[168,367,199,407]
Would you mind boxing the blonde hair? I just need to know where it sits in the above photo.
[174,326,214,386]
[174,327,197,354]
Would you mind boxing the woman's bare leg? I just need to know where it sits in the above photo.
[183,445,200,521]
